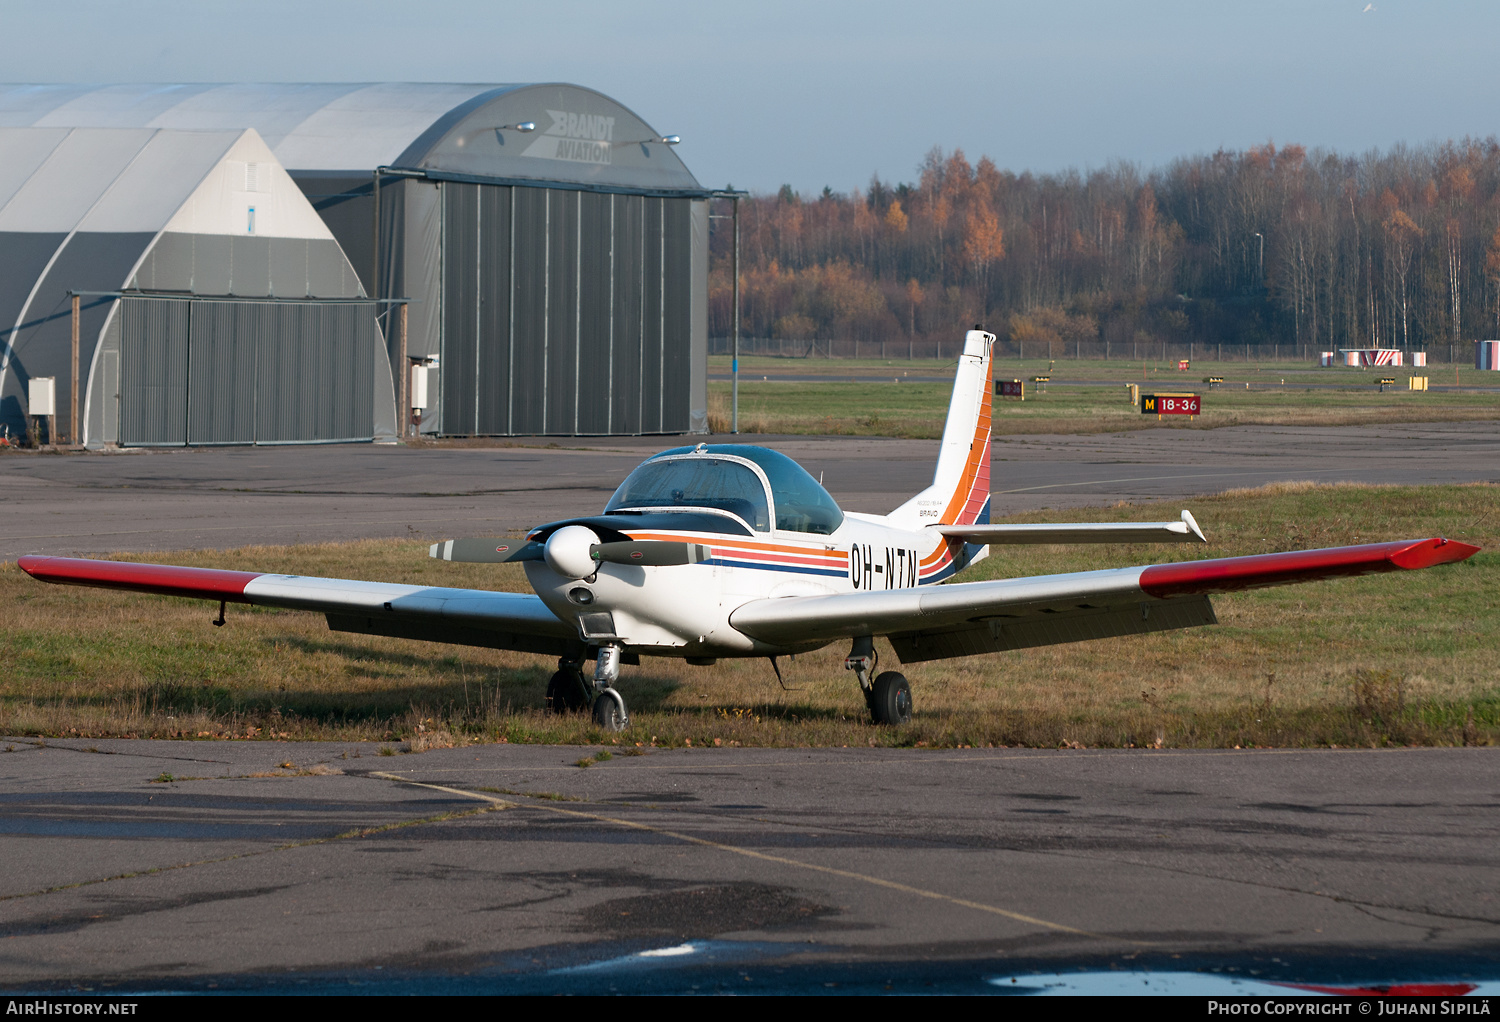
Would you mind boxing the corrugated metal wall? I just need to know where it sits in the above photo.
[119,298,189,445]
[118,297,378,446]
[439,182,693,436]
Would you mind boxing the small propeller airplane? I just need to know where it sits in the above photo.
[19,329,1479,730]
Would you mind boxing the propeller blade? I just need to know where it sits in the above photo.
[429,539,543,563]
[590,541,711,567]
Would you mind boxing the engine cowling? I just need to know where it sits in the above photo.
[543,525,599,580]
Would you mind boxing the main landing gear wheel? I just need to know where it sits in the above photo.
[592,689,629,732]
[546,669,590,714]
[870,671,912,725]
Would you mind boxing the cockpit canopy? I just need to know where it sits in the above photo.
[604,445,845,535]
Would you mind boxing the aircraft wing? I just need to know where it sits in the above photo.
[16,555,581,658]
[934,510,1206,544]
[730,538,1478,663]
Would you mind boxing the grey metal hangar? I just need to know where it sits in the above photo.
[0,83,712,447]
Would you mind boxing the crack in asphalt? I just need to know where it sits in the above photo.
[0,804,502,906]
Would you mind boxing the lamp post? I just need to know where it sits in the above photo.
[732,192,740,433]
[709,188,747,434]
[1254,232,1264,289]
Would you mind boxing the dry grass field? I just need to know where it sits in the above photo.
[2,483,1494,751]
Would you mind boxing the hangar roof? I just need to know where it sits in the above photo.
[0,125,364,438]
[0,126,333,239]
[0,83,706,194]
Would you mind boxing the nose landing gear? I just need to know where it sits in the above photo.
[845,636,912,725]
[592,688,628,730]
[590,645,629,731]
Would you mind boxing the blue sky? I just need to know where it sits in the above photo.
[5,0,1497,193]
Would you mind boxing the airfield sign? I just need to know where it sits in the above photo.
[1141,392,1200,417]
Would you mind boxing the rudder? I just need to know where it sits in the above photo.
[890,328,993,529]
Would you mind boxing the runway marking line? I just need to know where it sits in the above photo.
[367,771,1137,945]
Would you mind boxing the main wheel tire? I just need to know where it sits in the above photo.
[870,671,913,725]
[546,669,590,714]
[592,689,628,732]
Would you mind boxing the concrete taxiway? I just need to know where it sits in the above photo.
[1,421,1495,561]
[1,739,1496,993]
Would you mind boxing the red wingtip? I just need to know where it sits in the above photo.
[1388,537,1481,570]
[16,555,261,602]
[1140,538,1481,599]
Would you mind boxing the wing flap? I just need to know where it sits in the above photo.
[326,614,581,659]
[890,595,1217,663]
[731,566,1148,645]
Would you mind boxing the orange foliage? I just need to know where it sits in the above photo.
[709,136,1500,350]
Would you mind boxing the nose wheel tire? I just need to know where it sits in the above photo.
[592,689,629,732]
[546,669,590,714]
[869,671,912,725]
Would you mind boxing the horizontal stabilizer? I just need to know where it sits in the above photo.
[936,510,1207,545]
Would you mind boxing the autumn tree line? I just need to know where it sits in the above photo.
[707,140,1500,359]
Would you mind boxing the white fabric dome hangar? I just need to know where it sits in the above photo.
[0,83,713,442]
[0,125,392,447]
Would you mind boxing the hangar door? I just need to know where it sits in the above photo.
[440,183,693,436]
[117,297,380,445]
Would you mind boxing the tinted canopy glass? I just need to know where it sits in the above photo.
[605,456,770,531]
[651,446,845,535]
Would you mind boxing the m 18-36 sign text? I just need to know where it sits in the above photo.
[1140,392,1200,418]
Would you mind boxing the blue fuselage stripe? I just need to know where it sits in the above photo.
[709,558,847,578]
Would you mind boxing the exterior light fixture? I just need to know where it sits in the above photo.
[491,122,537,147]
[613,134,682,148]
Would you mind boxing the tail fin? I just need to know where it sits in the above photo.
[890,328,993,529]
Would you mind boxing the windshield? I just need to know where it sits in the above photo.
[644,446,845,536]
[605,457,771,531]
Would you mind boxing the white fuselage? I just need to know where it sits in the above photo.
[525,330,999,660]
[525,504,986,659]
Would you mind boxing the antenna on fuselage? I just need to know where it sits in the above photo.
[768,656,802,691]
